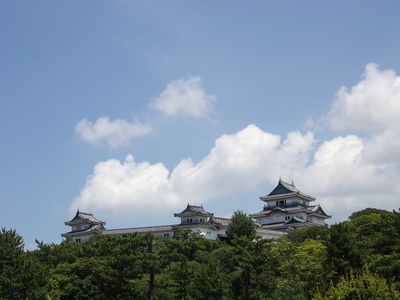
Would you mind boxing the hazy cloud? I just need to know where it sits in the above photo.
[149,76,218,118]
[75,117,152,148]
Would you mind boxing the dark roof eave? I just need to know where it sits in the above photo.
[260,192,315,202]
[65,220,106,226]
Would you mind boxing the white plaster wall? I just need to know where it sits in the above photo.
[71,233,95,242]
[154,231,174,238]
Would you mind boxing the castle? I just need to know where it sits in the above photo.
[62,178,331,242]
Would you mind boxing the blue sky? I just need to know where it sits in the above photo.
[1,1,399,249]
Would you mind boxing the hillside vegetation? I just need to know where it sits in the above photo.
[1,208,399,300]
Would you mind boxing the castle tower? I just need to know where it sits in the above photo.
[250,179,330,231]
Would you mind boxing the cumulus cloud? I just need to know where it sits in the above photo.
[71,125,315,215]
[149,76,218,118]
[328,63,400,132]
[72,64,400,223]
[297,132,400,219]
[75,117,152,148]
[297,63,400,219]
[71,155,180,215]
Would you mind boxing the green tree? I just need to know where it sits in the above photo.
[271,239,329,300]
[348,210,400,289]
[0,228,47,300]
[284,225,329,244]
[229,235,276,300]
[32,238,87,269]
[226,210,257,241]
[348,207,390,220]
[132,232,186,300]
[323,221,362,279]
[87,232,153,298]
[46,257,115,300]
[189,258,226,300]
[313,268,400,300]
[165,260,193,300]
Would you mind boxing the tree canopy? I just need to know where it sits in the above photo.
[1,208,399,299]
[226,210,257,241]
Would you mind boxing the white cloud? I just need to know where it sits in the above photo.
[328,63,400,132]
[71,125,315,216]
[75,117,152,148]
[297,63,400,220]
[297,132,400,220]
[72,64,400,223]
[169,126,315,203]
[71,155,180,215]
[149,76,218,118]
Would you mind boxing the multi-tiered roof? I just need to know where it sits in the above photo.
[250,178,330,231]
[62,210,106,241]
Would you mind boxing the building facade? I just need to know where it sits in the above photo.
[62,179,329,242]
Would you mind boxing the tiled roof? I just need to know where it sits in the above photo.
[209,216,230,226]
[66,210,105,225]
[101,225,174,235]
[62,223,105,237]
[250,206,312,217]
[261,221,318,230]
[310,205,331,217]
[256,228,286,237]
[174,204,214,217]
[262,179,315,200]
[286,216,306,224]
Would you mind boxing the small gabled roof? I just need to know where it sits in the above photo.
[286,216,306,224]
[261,178,315,201]
[174,204,214,218]
[209,216,230,227]
[309,205,331,218]
[62,223,106,237]
[65,210,106,226]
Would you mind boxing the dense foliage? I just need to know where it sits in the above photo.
[226,210,257,241]
[1,208,399,300]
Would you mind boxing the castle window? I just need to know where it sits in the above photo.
[164,233,170,238]
[285,216,291,221]
[276,200,286,207]
[75,238,81,243]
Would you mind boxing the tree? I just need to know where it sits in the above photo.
[323,222,362,279]
[271,239,329,300]
[284,225,329,244]
[189,258,226,300]
[230,235,276,300]
[0,228,47,299]
[348,210,400,289]
[226,210,257,241]
[46,257,115,300]
[348,207,390,220]
[313,268,400,300]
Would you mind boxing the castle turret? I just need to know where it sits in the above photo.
[61,210,106,242]
[250,179,330,231]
